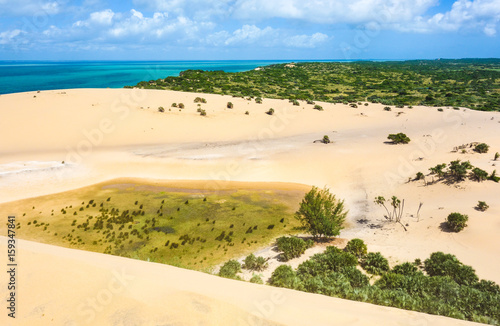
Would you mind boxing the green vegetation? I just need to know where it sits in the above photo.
[474,143,490,154]
[426,160,499,184]
[361,252,390,275]
[495,152,499,161]
[158,106,165,112]
[219,259,241,279]
[322,135,330,144]
[387,133,411,144]
[250,274,264,284]
[476,201,489,212]
[243,254,268,271]
[227,102,233,109]
[130,60,500,111]
[276,236,314,261]
[295,187,347,239]
[266,108,274,115]
[0,182,303,270]
[446,212,469,232]
[268,246,500,325]
[344,238,367,258]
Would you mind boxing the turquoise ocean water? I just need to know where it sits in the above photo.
[0,60,315,95]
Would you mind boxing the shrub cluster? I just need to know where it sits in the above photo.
[276,236,313,261]
[268,246,500,324]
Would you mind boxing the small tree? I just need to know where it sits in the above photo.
[448,160,472,182]
[474,143,489,154]
[227,102,233,109]
[322,135,330,144]
[446,212,468,232]
[489,170,500,182]
[295,187,347,239]
[374,196,406,231]
[415,172,425,181]
[495,152,499,161]
[387,133,410,144]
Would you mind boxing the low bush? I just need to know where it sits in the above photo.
[269,265,303,290]
[266,108,275,115]
[244,254,268,271]
[474,143,489,154]
[276,236,313,261]
[424,252,478,286]
[250,274,264,284]
[227,102,233,109]
[476,201,489,212]
[392,262,420,276]
[322,135,330,144]
[313,104,323,111]
[219,259,241,279]
[344,238,367,258]
[361,252,390,275]
[387,133,411,144]
[446,212,468,232]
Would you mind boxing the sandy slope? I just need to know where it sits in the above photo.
[1,88,499,325]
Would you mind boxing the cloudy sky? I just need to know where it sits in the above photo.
[0,0,498,60]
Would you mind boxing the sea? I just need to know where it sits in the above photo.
[0,60,334,95]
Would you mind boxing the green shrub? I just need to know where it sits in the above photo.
[276,236,313,261]
[476,201,489,212]
[471,167,488,182]
[219,259,241,279]
[199,109,207,116]
[250,274,264,284]
[473,143,489,154]
[344,238,367,258]
[227,102,233,109]
[340,266,369,288]
[384,106,391,111]
[269,265,303,290]
[489,170,500,182]
[178,103,185,109]
[244,254,268,271]
[295,186,347,239]
[245,111,249,115]
[322,135,330,144]
[424,252,479,286]
[415,172,425,180]
[448,160,472,182]
[171,103,177,107]
[266,108,274,115]
[446,212,468,232]
[313,104,323,111]
[387,132,411,144]
[297,247,357,278]
[392,262,420,276]
[158,106,165,112]
[361,252,390,275]
[255,97,262,104]
[495,152,499,161]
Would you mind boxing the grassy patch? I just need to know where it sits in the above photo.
[0,180,304,271]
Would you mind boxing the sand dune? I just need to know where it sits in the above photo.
[1,88,499,325]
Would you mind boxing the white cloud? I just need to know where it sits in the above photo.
[284,32,329,48]
[0,0,61,15]
[0,29,24,44]
[90,9,115,25]
[231,0,438,24]
[224,24,276,45]
[403,0,500,35]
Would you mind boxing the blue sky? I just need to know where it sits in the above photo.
[0,0,498,60]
